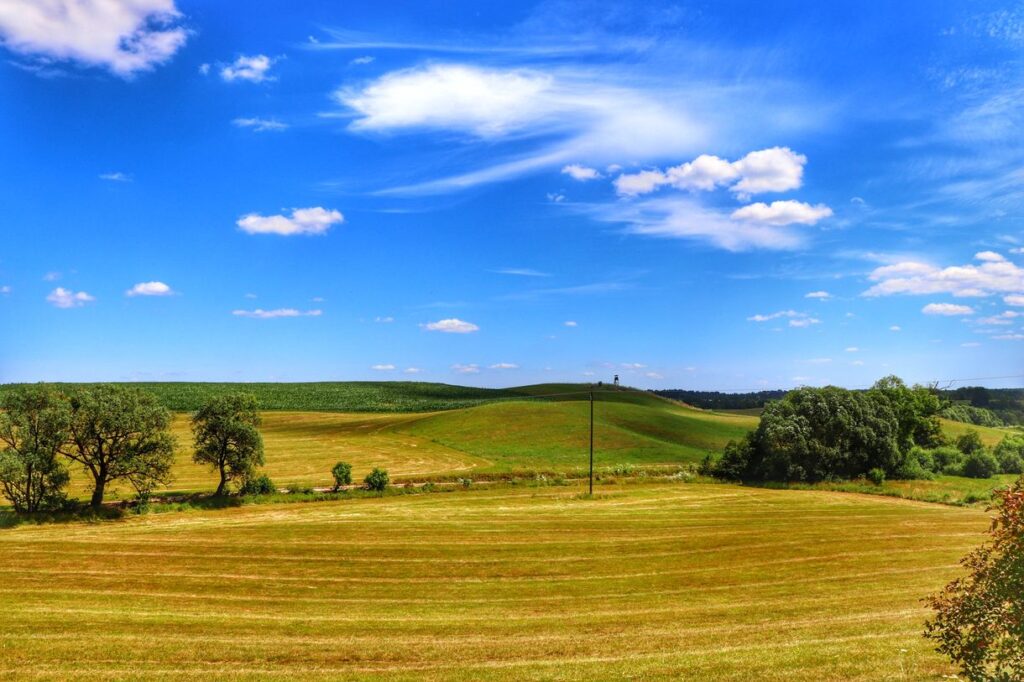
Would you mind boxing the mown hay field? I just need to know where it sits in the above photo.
[0,482,986,680]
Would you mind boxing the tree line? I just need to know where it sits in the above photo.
[704,376,1024,484]
[0,384,398,514]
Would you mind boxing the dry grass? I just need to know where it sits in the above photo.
[0,482,986,680]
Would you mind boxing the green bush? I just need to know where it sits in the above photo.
[866,468,886,486]
[331,461,352,491]
[932,446,965,475]
[363,467,389,492]
[239,474,276,496]
[955,430,985,456]
[961,451,999,479]
[994,435,1024,475]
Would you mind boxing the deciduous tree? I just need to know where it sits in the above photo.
[926,478,1024,680]
[62,385,176,507]
[191,393,264,496]
[0,385,71,513]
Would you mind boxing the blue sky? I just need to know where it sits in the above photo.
[1,0,1023,389]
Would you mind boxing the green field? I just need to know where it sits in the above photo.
[0,481,988,680]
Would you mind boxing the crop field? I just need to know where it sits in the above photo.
[0,482,988,680]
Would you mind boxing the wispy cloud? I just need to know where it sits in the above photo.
[99,171,131,182]
[233,117,288,132]
[492,268,550,277]
[232,308,322,319]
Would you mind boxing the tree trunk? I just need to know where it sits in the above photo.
[215,463,227,496]
[90,477,106,508]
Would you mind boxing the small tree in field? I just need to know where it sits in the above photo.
[61,385,176,507]
[925,478,1024,680]
[191,393,264,496]
[0,386,71,513]
[364,467,389,492]
[331,461,352,492]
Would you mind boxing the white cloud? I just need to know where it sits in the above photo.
[564,320,578,327]
[961,342,981,347]
[805,290,831,299]
[922,303,975,316]
[336,63,708,193]
[807,357,832,364]
[220,54,275,83]
[613,147,806,198]
[233,117,288,132]
[845,346,859,352]
[46,287,94,308]
[99,171,131,182]
[489,363,518,369]
[621,362,646,369]
[403,367,423,374]
[451,363,480,374]
[546,192,565,203]
[0,285,10,294]
[561,164,601,181]
[126,281,174,297]
[0,0,188,76]
[994,333,1024,340]
[864,253,1024,298]
[237,207,343,236]
[748,309,805,322]
[349,55,374,66]
[198,62,210,75]
[789,317,821,328]
[977,311,1021,325]
[371,364,396,371]
[232,308,322,319]
[889,325,902,331]
[603,197,810,251]
[1006,294,1024,306]
[644,371,664,379]
[375,316,394,323]
[423,318,479,333]
[731,201,832,226]
[42,271,60,282]
[850,360,865,366]
[975,250,1006,262]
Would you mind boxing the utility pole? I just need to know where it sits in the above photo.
[589,391,594,496]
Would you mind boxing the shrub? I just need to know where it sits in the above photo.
[458,477,472,489]
[364,467,389,492]
[961,450,999,479]
[239,474,276,496]
[925,478,1024,679]
[866,467,886,486]
[956,430,985,456]
[994,435,1024,475]
[932,446,966,475]
[331,461,352,491]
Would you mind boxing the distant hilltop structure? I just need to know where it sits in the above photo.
[614,374,619,386]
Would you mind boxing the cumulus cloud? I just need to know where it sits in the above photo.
[46,287,94,308]
[126,281,174,297]
[220,54,275,83]
[889,325,902,331]
[788,317,821,328]
[422,318,479,333]
[976,311,1020,325]
[232,117,288,132]
[237,207,343,236]
[451,363,480,374]
[975,250,1006,262]
[1006,294,1024,306]
[232,308,322,319]
[564,320,578,327]
[922,303,975,316]
[371,364,395,371]
[561,164,601,181]
[731,201,832,226]
[863,252,1024,298]
[805,291,831,299]
[489,363,518,369]
[0,0,188,76]
[613,148,806,198]
[99,171,131,182]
